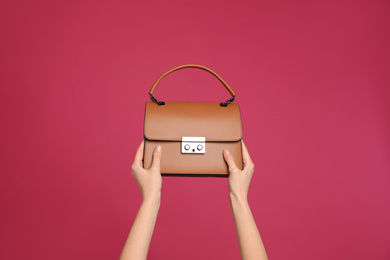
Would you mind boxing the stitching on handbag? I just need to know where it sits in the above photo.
[144,135,242,142]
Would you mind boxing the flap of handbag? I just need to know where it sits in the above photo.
[144,102,242,142]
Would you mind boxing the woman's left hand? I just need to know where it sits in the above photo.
[131,141,162,202]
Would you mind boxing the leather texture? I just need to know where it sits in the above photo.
[143,65,243,176]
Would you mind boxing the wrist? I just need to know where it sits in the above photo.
[229,192,251,214]
[142,192,161,207]
[229,191,248,203]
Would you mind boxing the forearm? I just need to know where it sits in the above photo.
[119,195,161,260]
[230,194,268,260]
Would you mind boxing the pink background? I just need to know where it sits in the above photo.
[1,0,389,259]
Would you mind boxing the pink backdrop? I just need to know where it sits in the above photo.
[1,0,389,259]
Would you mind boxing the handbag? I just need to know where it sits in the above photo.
[143,64,243,176]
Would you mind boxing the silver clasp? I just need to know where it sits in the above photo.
[181,137,205,154]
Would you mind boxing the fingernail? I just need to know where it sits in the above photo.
[156,145,161,152]
[224,149,230,155]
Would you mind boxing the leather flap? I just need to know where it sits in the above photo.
[144,102,242,142]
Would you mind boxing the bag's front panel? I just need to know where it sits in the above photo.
[143,101,243,176]
[144,102,242,142]
[144,139,242,175]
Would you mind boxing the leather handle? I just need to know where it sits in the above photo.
[149,64,236,97]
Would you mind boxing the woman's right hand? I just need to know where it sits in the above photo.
[223,141,254,201]
[223,142,268,260]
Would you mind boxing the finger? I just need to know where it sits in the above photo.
[241,141,253,167]
[150,145,162,170]
[133,140,145,167]
[223,149,239,172]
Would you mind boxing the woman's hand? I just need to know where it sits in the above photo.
[131,141,162,202]
[223,142,268,260]
[223,141,254,202]
[119,141,163,260]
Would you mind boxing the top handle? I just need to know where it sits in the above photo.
[148,64,236,107]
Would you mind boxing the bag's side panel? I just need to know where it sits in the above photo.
[144,139,242,176]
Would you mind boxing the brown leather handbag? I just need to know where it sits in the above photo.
[143,64,243,176]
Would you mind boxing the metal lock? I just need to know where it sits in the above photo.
[181,137,205,154]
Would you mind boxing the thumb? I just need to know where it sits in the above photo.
[150,145,162,170]
[223,149,239,172]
